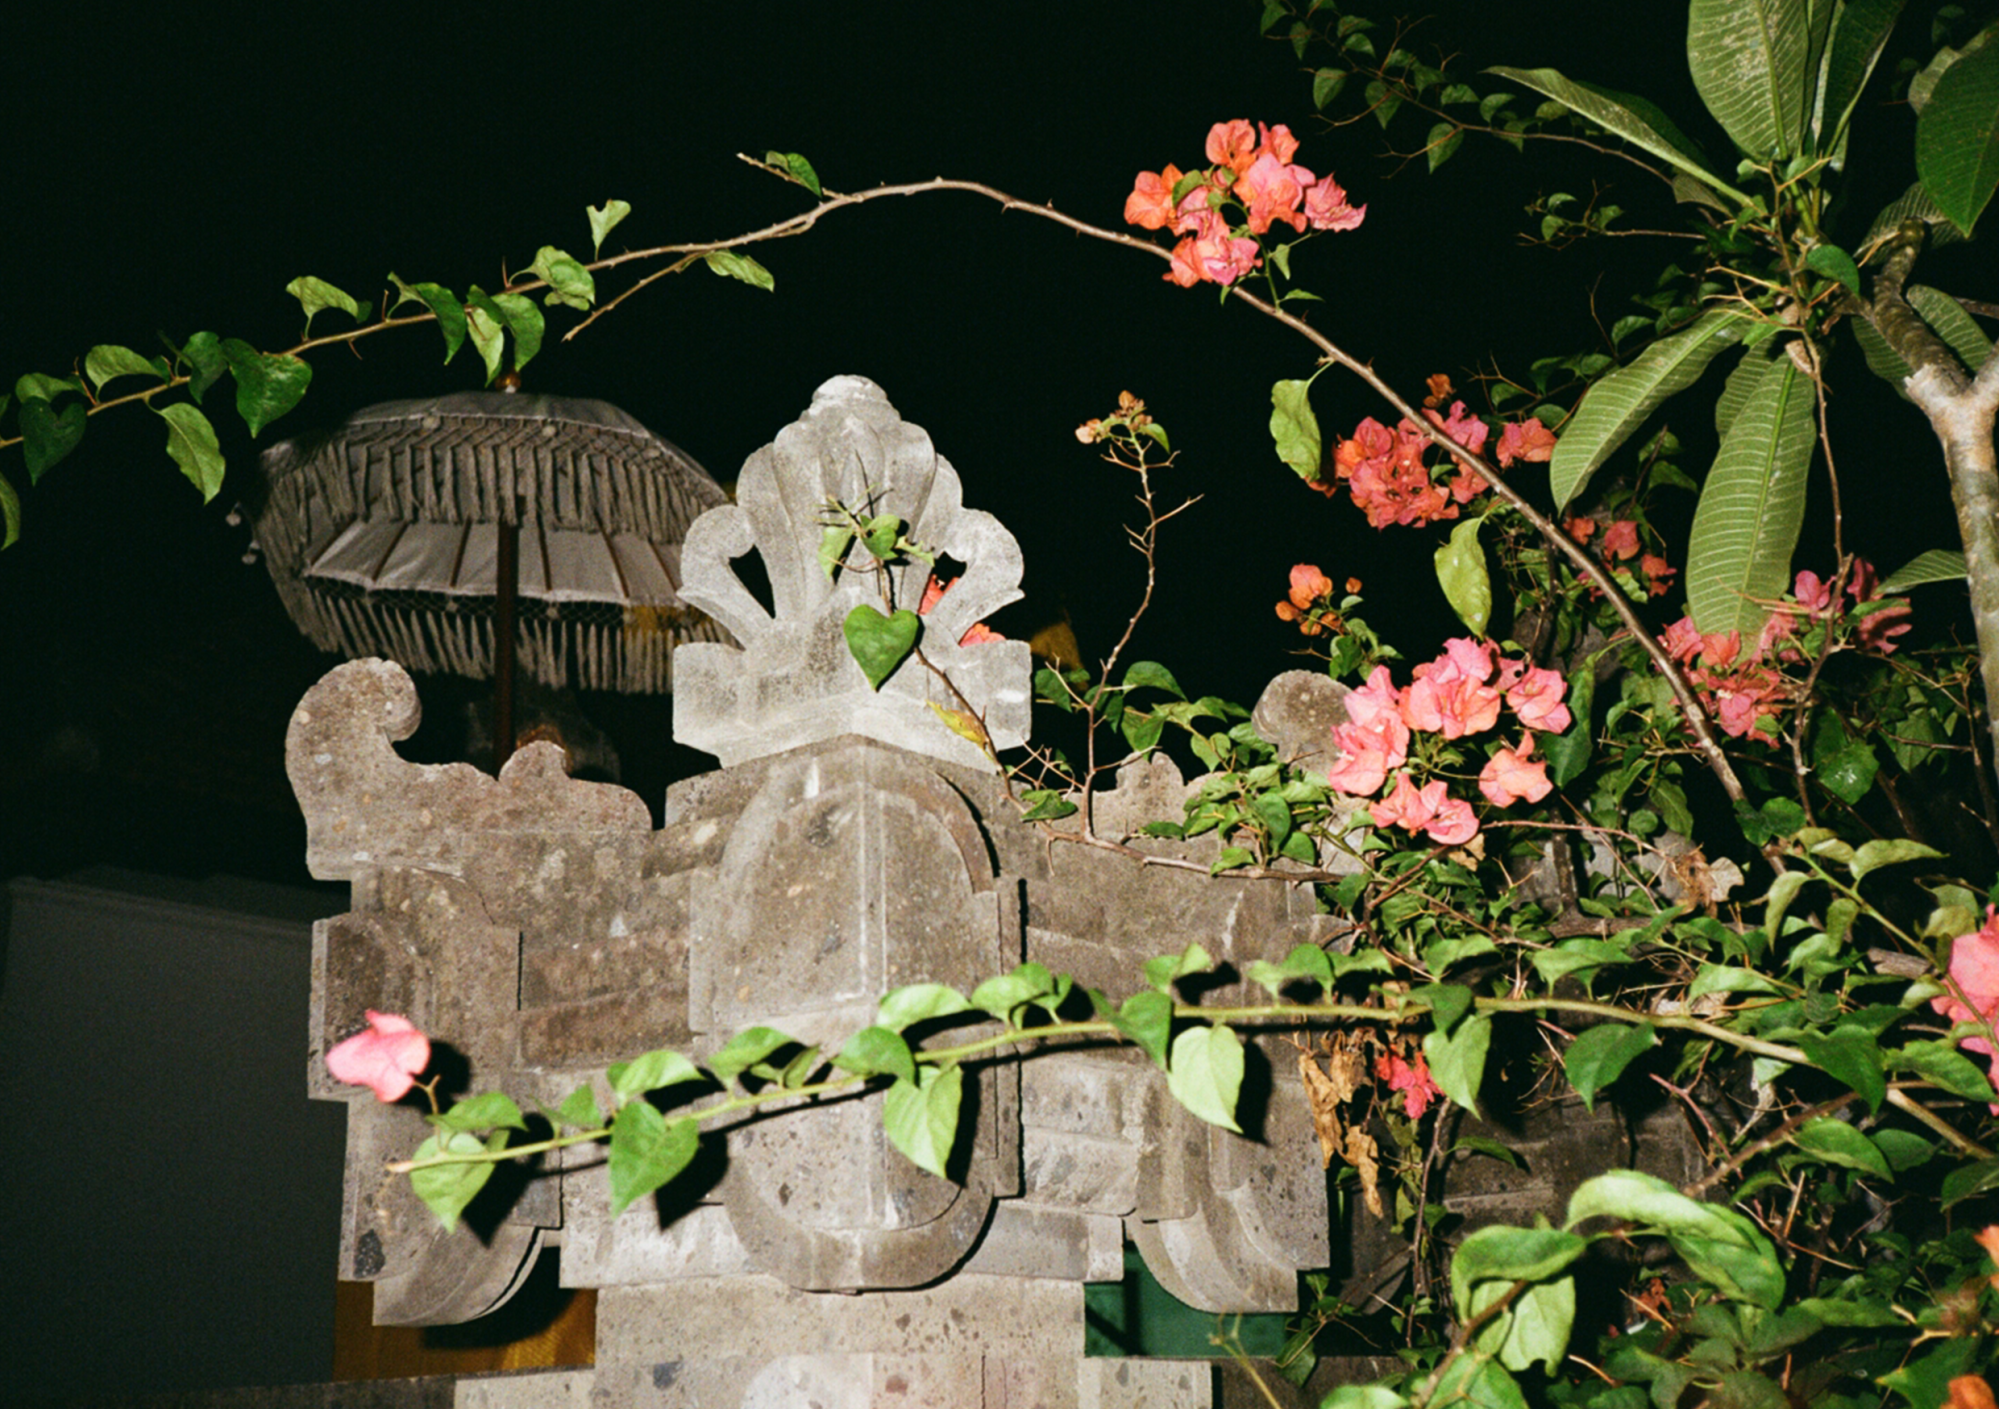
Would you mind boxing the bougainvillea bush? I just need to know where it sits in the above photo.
[16,1,1999,1405]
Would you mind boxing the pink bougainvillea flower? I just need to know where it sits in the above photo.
[1234,152,1310,234]
[1564,515,1597,544]
[1479,736,1554,807]
[1846,559,1914,653]
[1793,569,1835,616]
[1326,666,1411,796]
[1375,1051,1443,1119]
[1369,773,1479,845]
[325,1010,431,1103]
[1256,120,1301,165]
[1496,418,1558,468]
[1638,553,1676,598]
[1401,639,1503,739]
[1503,663,1571,734]
[1934,907,1999,1112]
[1302,172,1366,231]
[1601,519,1642,562]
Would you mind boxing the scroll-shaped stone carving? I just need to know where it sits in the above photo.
[674,376,1031,770]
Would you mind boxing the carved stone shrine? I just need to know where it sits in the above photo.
[296,377,1349,1407]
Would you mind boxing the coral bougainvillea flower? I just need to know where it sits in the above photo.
[1601,520,1641,562]
[325,1011,431,1103]
[1123,165,1186,231]
[1479,737,1553,808]
[1500,661,1571,734]
[1276,563,1338,634]
[1369,773,1478,846]
[1401,638,1503,739]
[1949,1375,1999,1409]
[1375,1051,1443,1119]
[1496,418,1557,468]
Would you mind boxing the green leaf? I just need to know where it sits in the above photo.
[1851,837,1942,880]
[176,331,230,403]
[1451,1226,1590,1319]
[1803,243,1861,293]
[971,963,1058,1022]
[607,1104,699,1217]
[386,275,467,364]
[1143,942,1216,993]
[156,403,223,500]
[1246,942,1335,998]
[1880,547,1967,592]
[1811,715,1879,805]
[877,983,972,1032]
[488,292,543,370]
[833,1025,918,1082]
[763,150,822,197]
[1018,789,1078,823]
[1894,1039,1999,1102]
[882,1063,962,1178]
[1566,1169,1784,1308]
[82,344,168,394]
[409,1130,496,1230]
[587,199,631,257]
[1107,989,1173,1068]
[1791,1116,1891,1178]
[20,399,86,484]
[1687,0,1812,158]
[605,1047,705,1099]
[1816,0,1907,162]
[1685,354,1815,640]
[1270,377,1323,480]
[432,1092,527,1134]
[1124,660,1185,698]
[1564,1022,1656,1111]
[1911,284,1996,374]
[1542,665,1595,787]
[285,275,365,338]
[1424,1012,1491,1115]
[704,249,776,292]
[1486,66,1749,202]
[463,287,510,384]
[1942,1158,1999,1209]
[1166,1023,1244,1132]
[527,245,596,311]
[841,604,921,690]
[0,472,18,549]
[1549,311,1750,509]
[14,372,85,405]
[220,339,312,438]
[1427,1351,1529,1409]
[706,1026,797,1083]
[1916,22,1999,234]
[1435,516,1491,635]
[1426,120,1464,172]
[1412,982,1475,1033]
[553,1083,602,1129]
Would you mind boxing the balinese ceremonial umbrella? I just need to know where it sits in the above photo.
[252,391,731,757]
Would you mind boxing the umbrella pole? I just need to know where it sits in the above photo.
[494,503,519,769]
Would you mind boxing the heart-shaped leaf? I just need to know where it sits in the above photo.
[843,604,920,690]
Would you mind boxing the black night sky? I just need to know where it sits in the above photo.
[0,1,1967,889]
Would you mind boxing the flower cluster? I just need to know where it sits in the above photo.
[1375,1049,1443,1119]
[1565,514,1676,598]
[1660,617,1791,745]
[1274,563,1361,636]
[1125,120,1365,288]
[1935,906,1999,1113]
[1788,559,1913,654]
[1321,403,1553,529]
[1320,629,1569,846]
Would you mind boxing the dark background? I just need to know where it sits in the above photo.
[0,0,1970,889]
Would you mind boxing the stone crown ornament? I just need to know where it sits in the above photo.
[673,376,1031,769]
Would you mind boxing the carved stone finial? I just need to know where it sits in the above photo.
[673,377,1031,769]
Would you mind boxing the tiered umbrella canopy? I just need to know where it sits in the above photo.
[254,392,731,699]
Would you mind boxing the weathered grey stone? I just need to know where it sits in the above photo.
[1079,1358,1212,1409]
[595,1273,1085,1365]
[959,1202,1125,1282]
[557,1193,751,1288]
[1250,668,1349,776]
[674,376,1032,770]
[454,1370,596,1409]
